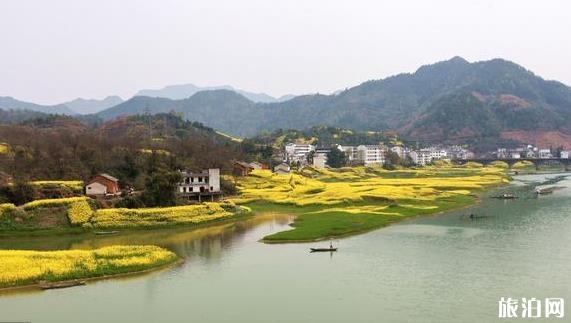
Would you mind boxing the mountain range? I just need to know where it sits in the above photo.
[135,83,295,103]
[94,57,571,149]
[62,96,124,114]
[0,96,76,115]
[2,57,571,149]
[0,84,293,116]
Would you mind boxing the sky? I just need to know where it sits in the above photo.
[0,0,570,105]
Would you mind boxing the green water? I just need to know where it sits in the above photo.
[0,173,570,322]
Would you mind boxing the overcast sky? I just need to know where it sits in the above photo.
[0,0,569,104]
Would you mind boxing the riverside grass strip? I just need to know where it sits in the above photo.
[231,165,508,242]
[0,245,177,289]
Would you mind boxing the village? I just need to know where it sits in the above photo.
[80,142,570,202]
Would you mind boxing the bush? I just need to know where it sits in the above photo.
[220,177,238,195]
[114,196,145,209]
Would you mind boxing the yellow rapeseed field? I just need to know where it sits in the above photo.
[0,203,17,218]
[90,202,235,228]
[29,180,84,192]
[22,196,94,226]
[232,166,508,207]
[231,166,508,241]
[0,245,177,288]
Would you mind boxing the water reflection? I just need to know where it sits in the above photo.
[0,213,294,260]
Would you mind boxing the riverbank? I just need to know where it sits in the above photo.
[0,245,178,290]
[0,199,250,237]
[233,166,509,242]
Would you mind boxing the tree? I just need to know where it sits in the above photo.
[8,181,36,205]
[383,150,401,170]
[142,167,182,207]
[326,148,348,168]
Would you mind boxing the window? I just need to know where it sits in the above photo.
[182,187,187,193]
[198,177,203,182]
[190,187,193,192]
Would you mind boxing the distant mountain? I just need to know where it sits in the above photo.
[135,83,294,103]
[98,90,263,136]
[96,57,571,149]
[63,96,123,114]
[0,97,76,115]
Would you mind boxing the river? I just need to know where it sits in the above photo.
[0,173,570,322]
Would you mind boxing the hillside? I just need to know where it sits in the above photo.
[94,57,571,148]
[244,126,399,148]
[0,113,248,182]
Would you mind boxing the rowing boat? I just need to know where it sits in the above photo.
[39,280,86,290]
[310,248,338,252]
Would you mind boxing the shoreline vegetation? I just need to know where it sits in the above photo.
[0,245,178,290]
[231,165,510,242]
[0,199,248,234]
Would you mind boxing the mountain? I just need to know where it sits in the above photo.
[135,83,294,103]
[98,90,263,135]
[0,97,76,115]
[96,57,571,149]
[62,95,124,114]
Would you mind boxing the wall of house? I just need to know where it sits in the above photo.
[86,182,107,195]
[93,176,119,194]
[208,169,220,192]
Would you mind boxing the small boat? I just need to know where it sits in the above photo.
[39,280,86,290]
[94,231,119,235]
[310,248,338,252]
[535,188,555,195]
[492,193,517,199]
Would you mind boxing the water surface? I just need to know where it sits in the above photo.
[0,173,569,322]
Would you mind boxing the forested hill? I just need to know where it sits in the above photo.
[0,113,250,184]
[95,57,571,148]
[243,126,401,148]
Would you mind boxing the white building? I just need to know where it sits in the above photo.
[284,143,315,163]
[560,151,569,159]
[410,149,432,166]
[538,149,552,159]
[356,145,385,166]
[510,152,521,159]
[313,155,327,168]
[429,148,447,160]
[178,169,220,195]
[274,163,291,174]
[337,145,358,162]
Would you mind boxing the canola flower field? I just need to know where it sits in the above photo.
[29,180,85,192]
[1,197,240,232]
[231,165,509,242]
[90,202,236,228]
[0,245,177,289]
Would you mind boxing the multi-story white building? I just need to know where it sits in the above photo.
[356,145,385,166]
[538,149,552,159]
[284,143,315,163]
[178,169,220,195]
[410,149,432,166]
